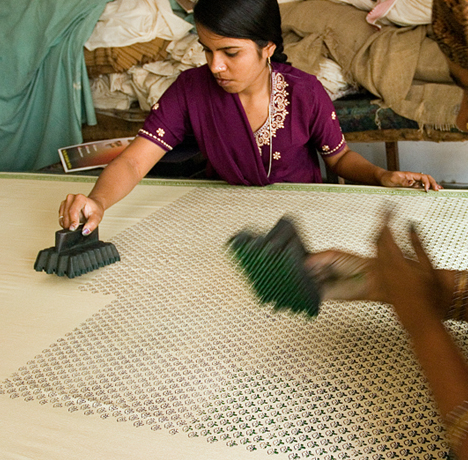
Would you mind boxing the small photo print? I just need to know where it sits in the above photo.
[59,137,134,172]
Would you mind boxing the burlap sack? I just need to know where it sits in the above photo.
[280,0,463,127]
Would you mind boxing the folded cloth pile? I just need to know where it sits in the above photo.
[89,32,206,112]
[85,0,192,50]
[84,37,170,77]
[280,0,462,128]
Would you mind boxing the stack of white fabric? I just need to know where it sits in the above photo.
[88,0,206,112]
[85,0,192,50]
[90,0,431,112]
[90,33,206,111]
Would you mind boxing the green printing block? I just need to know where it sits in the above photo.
[228,217,321,318]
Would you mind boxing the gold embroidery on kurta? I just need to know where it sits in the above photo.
[138,129,173,150]
[254,72,289,152]
[321,135,345,156]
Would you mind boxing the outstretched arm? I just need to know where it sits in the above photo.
[323,146,442,191]
[374,225,468,459]
[305,247,455,318]
[307,224,468,457]
[59,136,166,235]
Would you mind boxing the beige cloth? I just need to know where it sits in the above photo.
[0,175,249,460]
[85,0,192,50]
[0,175,194,381]
[2,174,468,459]
[84,37,170,77]
[280,0,463,127]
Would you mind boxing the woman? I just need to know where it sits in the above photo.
[59,0,441,235]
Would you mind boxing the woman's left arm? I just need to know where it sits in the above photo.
[323,146,442,191]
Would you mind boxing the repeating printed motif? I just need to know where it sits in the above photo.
[3,187,468,459]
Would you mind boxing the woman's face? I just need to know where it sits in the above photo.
[196,23,275,95]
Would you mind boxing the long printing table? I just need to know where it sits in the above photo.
[2,173,468,460]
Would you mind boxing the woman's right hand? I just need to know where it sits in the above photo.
[58,194,105,235]
[56,137,167,235]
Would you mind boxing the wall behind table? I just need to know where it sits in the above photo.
[349,141,468,186]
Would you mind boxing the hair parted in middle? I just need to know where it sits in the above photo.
[193,0,289,63]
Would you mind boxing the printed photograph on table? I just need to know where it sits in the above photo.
[58,137,134,173]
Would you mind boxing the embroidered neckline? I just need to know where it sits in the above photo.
[254,71,289,151]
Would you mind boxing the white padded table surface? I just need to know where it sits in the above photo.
[2,173,468,460]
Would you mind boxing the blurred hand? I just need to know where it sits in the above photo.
[305,224,454,320]
[58,194,104,235]
[305,250,380,301]
[372,224,452,333]
[379,170,442,192]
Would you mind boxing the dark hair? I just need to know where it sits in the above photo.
[193,0,288,64]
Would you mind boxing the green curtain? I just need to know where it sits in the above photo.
[0,0,111,171]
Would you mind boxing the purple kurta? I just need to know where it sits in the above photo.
[138,63,346,185]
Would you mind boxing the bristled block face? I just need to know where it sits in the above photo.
[34,227,120,278]
[228,217,321,318]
